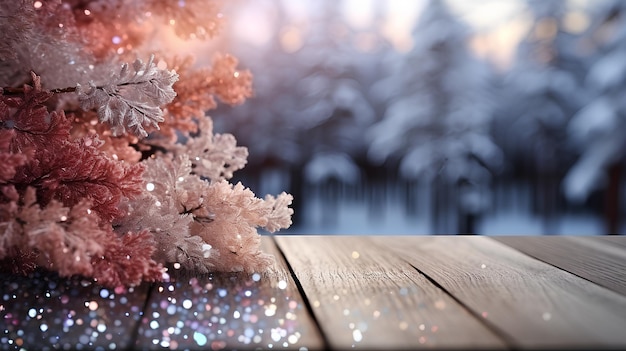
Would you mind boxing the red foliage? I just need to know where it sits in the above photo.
[1,185,162,287]
[160,54,253,138]
[1,74,145,222]
[0,130,30,183]
[0,247,38,275]
[15,136,144,222]
[92,229,164,288]
[1,74,61,149]
[0,74,160,286]
[69,110,143,163]
[0,1,291,287]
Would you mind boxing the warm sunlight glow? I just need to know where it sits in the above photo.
[280,26,304,53]
[451,0,525,31]
[224,0,573,68]
[280,0,310,22]
[471,14,532,71]
[234,4,274,47]
[563,11,590,34]
[341,0,375,29]
[380,0,423,52]
[535,18,558,40]
[354,32,379,52]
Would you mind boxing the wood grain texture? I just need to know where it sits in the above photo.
[275,235,507,350]
[494,236,626,296]
[134,236,324,350]
[372,236,626,349]
[263,236,326,349]
[0,269,150,350]
[587,235,626,249]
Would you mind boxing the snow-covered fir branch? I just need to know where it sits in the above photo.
[77,55,179,138]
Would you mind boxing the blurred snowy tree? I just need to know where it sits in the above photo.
[366,0,501,233]
[208,0,306,230]
[211,0,382,227]
[215,1,304,171]
[493,0,589,233]
[563,0,626,233]
[216,0,379,177]
[296,1,377,185]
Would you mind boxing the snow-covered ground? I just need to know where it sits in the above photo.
[478,211,604,235]
[283,183,610,235]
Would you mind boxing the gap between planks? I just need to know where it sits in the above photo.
[493,236,626,297]
[131,236,325,350]
[372,235,626,349]
[275,235,508,350]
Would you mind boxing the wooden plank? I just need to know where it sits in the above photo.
[0,269,150,350]
[494,236,626,296]
[134,236,325,350]
[275,235,507,350]
[373,236,626,349]
[588,235,626,250]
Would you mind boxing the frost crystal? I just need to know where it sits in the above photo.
[77,55,179,138]
[0,2,293,287]
[172,117,248,181]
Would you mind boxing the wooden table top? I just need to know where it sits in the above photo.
[2,235,625,350]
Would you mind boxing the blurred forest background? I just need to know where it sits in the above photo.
[170,0,626,235]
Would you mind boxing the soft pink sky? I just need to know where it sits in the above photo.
[159,0,595,70]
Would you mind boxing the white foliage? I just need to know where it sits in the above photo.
[466,133,503,170]
[365,0,498,184]
[77,55,179,138]
[366,96,432,164]
[568,97,617,144]
[587,51,626,90]
[171,117,248,181]
[304,152,360,184]
[366,132,404,165]
[262,192,294,233]
[171,235,217,273]
[563,128,625,202]
[399,144,435,180]
[385,96,434,129]
[549,70,579,96]
[331,80,376,125]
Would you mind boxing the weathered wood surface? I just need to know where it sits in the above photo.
[275,235,506,349]
[494,236,626,296]
[1,235,625,350]
[372,236,626,349]
[593,235,626,249]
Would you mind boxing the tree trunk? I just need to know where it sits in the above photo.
[289,164,304,229]
[605,163,622,234]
